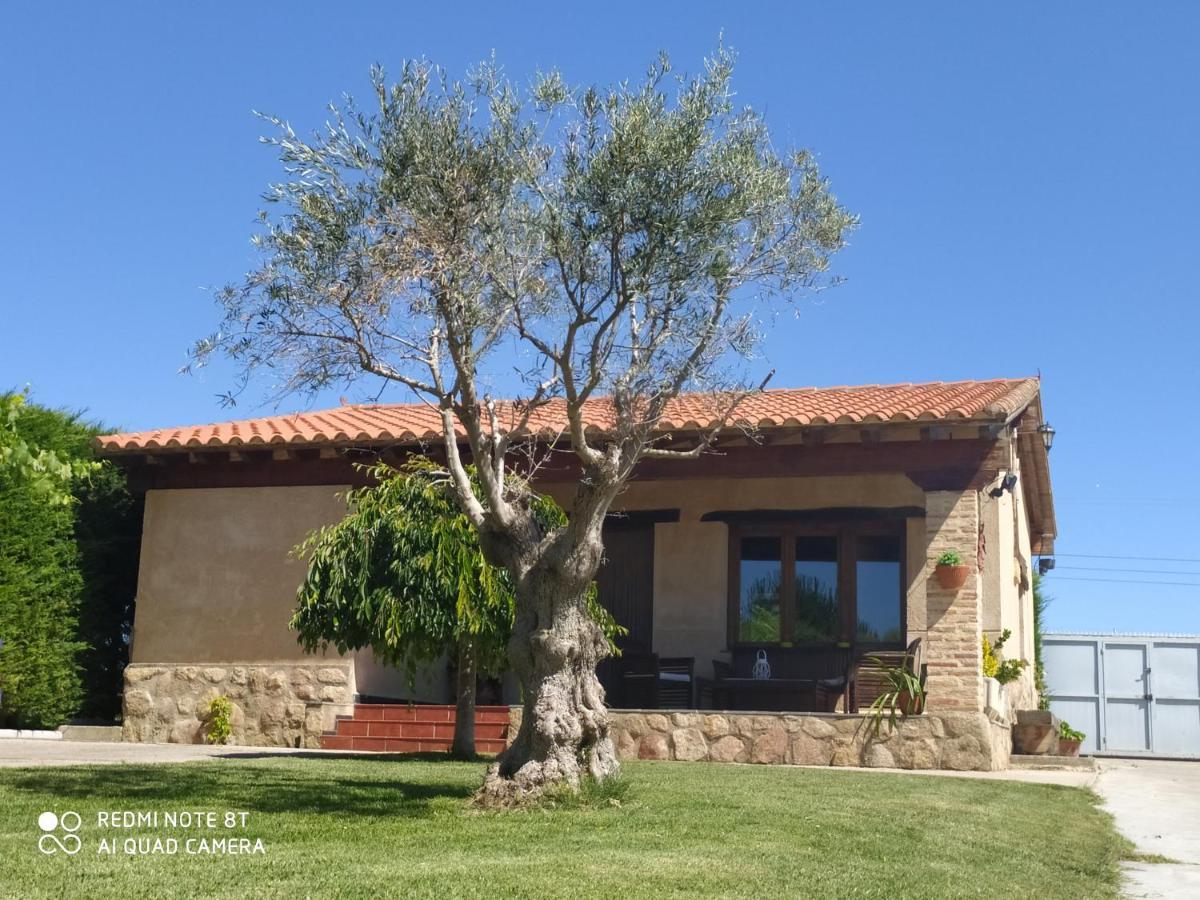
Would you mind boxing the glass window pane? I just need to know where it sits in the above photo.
[794,536,839,642]
[739,537,781,642]
[856,535,902,644]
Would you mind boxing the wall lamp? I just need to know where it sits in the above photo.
[989,472,1018,498]
[1037,422,1055,452]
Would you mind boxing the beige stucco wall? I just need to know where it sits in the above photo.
[591,473,925,521]
[652,521,728,679]
[132,485,351,664]
[980,462,1039,713]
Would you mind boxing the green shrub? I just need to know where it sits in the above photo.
[0,394,140,725]
[936,550,963,566]
[205,696,233,744]
[0,467,85,728]
[1033,574,1051,709]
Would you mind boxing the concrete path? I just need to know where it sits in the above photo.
[1090,759,1200,899]
[0,739,315,767]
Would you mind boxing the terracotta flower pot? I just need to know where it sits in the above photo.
[1058,738,1082,758]
[935,563,971,590]
[898,691,925,716]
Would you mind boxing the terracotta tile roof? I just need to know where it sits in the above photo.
[94,377,1040,454]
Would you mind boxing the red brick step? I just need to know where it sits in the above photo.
[320,704,510,754]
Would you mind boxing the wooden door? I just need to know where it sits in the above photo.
[595,522,655,650]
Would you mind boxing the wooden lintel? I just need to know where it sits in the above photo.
[921,425,952,442]
[859,427,882,444]
[977,423,1006,441]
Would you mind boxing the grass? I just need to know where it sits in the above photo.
[0,755,1130,899]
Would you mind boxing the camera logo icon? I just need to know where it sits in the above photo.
[37,811,82,856]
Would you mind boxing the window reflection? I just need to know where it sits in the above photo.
[856,535,902,643]
[739,537,781,641]
[794,536,839,642]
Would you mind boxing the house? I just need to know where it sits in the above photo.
[96,377,1055,770]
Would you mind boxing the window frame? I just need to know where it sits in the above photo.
[727,520,907,650]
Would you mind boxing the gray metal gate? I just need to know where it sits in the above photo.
[1043,633,1200,758]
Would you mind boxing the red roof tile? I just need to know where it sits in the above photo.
[94,377,1040,454]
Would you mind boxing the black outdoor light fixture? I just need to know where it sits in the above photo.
[1037,422,1055,452]
[989,472,1019,498]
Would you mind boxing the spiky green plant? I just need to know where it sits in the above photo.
[864,653,926,736]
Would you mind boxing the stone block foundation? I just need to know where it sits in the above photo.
[122,662,355,749]
[508,709,1011,771]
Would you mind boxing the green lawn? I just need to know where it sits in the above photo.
[0,756,1128,899]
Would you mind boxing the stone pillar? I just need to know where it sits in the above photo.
[923,490,985,712]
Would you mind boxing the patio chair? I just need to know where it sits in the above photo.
[657,657,695,708]
[621,652,661,709]
[620,653,696,709]
[848,638,924,712]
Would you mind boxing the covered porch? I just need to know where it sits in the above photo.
[589,495,948,718]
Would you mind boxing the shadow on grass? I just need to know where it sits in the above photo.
[4,758,478,818]
[219,750,491,764]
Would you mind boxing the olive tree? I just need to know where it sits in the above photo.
[195,48,854,803]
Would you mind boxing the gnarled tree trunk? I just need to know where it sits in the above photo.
[477,568,618,806]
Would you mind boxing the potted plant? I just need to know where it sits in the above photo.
[934,550,971,590]
[1058,720,1085,757]
[982,629,1029,720]
[865,657,926,735]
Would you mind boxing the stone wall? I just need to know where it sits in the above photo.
[508,707,1011,771]
[122,661,355,748]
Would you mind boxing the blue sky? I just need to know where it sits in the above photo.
[2,3,1197,634]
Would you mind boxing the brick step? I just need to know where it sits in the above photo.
[344,704,511,725]
[332,720,509,741]
[319,703,510,753]
[320,735,509,754]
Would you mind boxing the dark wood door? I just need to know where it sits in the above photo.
[595,521,655,707]
[595,522,655,650]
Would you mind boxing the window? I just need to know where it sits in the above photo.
[729,522,905,647]
[793,536,839,642]
[737,537,782,642]
[856,535,903,644]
